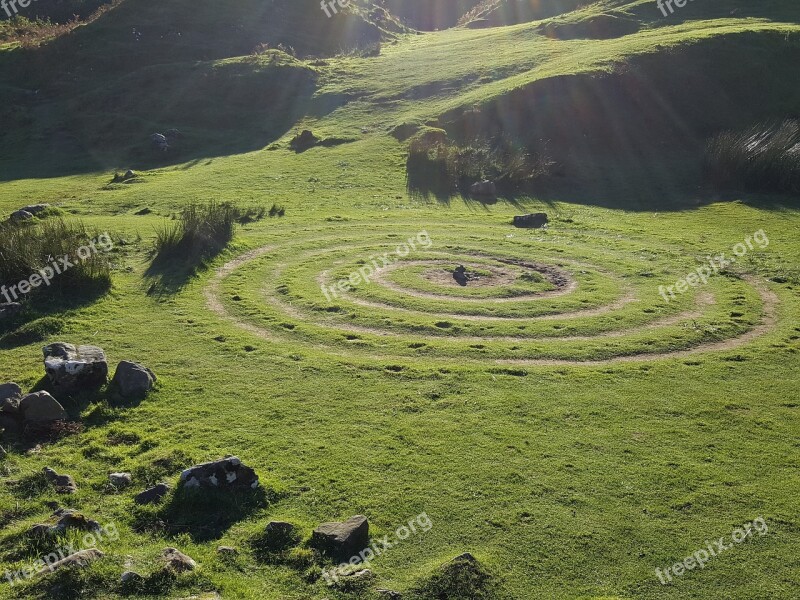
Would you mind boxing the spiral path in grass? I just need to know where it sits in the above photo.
[204,222,778,367]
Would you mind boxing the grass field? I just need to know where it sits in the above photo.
[0,1,799,599]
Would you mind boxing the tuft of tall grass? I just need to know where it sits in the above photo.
[406,133,552,197]
[704,119,800,194]
[152,201,240,265]
[0,218,112,301]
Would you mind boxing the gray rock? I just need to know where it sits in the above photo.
[111,361,156,398]
[123,170,136,180]
[43,342,108,392]
[109,472,132,487]
[42,549,104,575]
[151,133,169,151]
[134,482,170,505]
[180,456,259,490]
[20,204,50,215]
[10,209,33,222]
[48,510,102,534]
[43,467,78,494]
[0,382,22,414]
[19,391,68,423]
[470,180,497,200]
[512,213,549,229]
[120,570,144,584]
[263,521,299,549]
[0,303,23,321]
[216,546,238,556]
[311,515,370,562]
[161,548,196,572]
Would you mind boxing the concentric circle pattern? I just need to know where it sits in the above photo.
[205,223,778,367]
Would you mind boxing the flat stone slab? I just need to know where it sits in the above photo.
[43,342,108,392]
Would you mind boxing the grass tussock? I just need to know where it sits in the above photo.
[152,202,241,266]
[705,119,800,194]
[406,130,552,198]
[0,218,112,301]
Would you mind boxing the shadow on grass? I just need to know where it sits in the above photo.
[132,486,274,543]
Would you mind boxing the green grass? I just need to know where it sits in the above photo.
[0,1,799,599]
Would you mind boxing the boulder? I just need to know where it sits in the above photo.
[43,342,108,392]
[470,180,497,200]
[151,133,169,151]
[19,391,68,423]
[134,482,170,505]
[109,472,132,487]
[311,515,370,562]
[41,549,104,575]
[10,209,33,222]
[289,129,319,152]
[180,456,259,490]
[0,382,22,414]
[512,213,549,229]
[111,361,156,398]
[43,467,78,494]
[161,548,196,573]
[20,203,50,215]
[0,303,23,321]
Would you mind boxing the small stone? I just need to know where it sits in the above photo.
[53,510,102,533]
[216,546,238,556]
[311,515,370,562]
[43,467,77,494]
[134,482,170,505]
[28,523,53,538]
[109,472,132,487]
[0,382,22,414]
[161,547,196,572]
[42,549,104,575]
[121,570,144,584]
[19,391,68,423]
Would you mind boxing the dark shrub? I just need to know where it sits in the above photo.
[704,119,800,193]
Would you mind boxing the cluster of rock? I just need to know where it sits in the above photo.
[111,170,138,183]
[150,129,182,152]
[0,343,156,457]
[40,342,156,399]
[513,212,549,228]
[8,203,50,223]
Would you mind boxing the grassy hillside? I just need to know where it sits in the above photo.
[0,1,798,599]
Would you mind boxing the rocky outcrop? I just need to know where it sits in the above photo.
[134,482,170,505]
